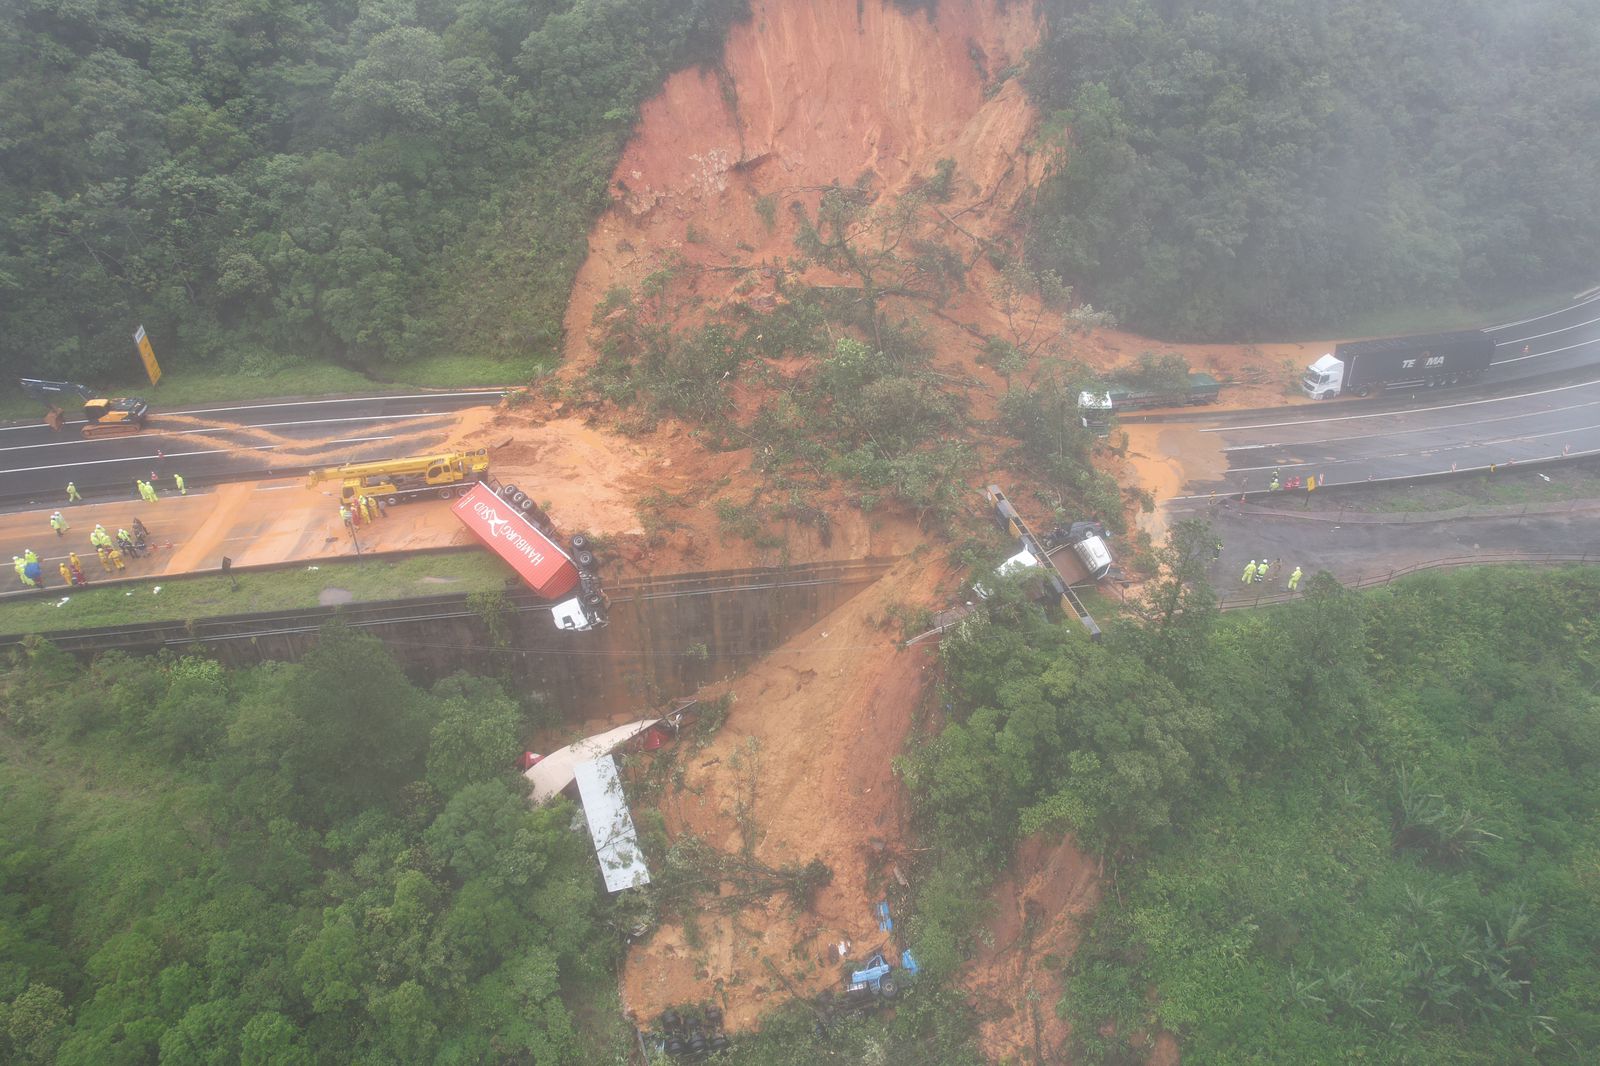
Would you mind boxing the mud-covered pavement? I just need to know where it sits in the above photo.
[1197,496,1600,596]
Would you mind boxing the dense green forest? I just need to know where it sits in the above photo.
[6,548,1600,1062]
[1027,0,1600,338]
[0,0,742,384]
[11,0,1599,391]
[903,545,1600,1061]
[0,628,616,1063]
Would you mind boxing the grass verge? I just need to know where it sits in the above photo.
[1,354,546,421]
[1304,287,1581,342]
[0,551,514,634]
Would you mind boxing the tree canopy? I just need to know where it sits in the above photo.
[0,629,608,1063]
[1026,0,1600,338]
[902,550,1600,1060]
[0,0,746,384]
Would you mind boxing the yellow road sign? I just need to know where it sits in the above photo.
[133,324,161,386]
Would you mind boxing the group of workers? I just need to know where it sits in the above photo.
[1266,468,1315,494]
[1241,558,1303,591]
[134,471,184,502]
[8,474,181,591]
[14,518,154,590]
[14,546,90,589]
[339,494,387,532]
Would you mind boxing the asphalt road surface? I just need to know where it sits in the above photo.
[1173,374,1600,501]
[0,390,504,507]
[1482,291,1600,384]
[1200,502,1600,599]
[1157,294,1600,502]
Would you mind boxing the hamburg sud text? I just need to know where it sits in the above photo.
[476,499,547,567]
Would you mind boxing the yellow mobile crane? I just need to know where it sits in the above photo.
[306,449,490,506]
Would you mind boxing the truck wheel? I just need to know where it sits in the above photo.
[386,495,400,507]
[660,1010,681,1031]
[575,549,597,570]
[584,592,604,606]
[569,533,589,550]
[878,977,899,1000]
[517,498,534,512]
[1354,385,1371,398]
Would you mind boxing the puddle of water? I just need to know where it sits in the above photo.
[318,587,354,605]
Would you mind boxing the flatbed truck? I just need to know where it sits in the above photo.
[1078,372,1219,430]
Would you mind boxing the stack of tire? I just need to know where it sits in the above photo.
[656,1006,730,1059]
[495,481,532,512]
[569,533,606,609]
[494,482,553,532]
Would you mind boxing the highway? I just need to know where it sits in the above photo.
[1165,295,1600,502]
[1482,291,1600,382]
[0,390,504,506]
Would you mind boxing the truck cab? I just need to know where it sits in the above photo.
[1302,353,1344,399]
[551,596,607,632]
[971,548,1041,601]
[1077,390,1114,433]
[1070,530,1113,580]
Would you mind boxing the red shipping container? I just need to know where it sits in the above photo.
[453,483,580,598]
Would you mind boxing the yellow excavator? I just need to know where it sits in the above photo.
[306,449,491,506]
[20,379,150,438]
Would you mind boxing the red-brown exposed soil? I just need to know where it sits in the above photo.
[562,0,1045,375]
[539,0,1122,1054]
[964,833,1102,1063]
[622,554,944,1031]
[549,0,1127,1054]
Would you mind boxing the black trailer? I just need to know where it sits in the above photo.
[1335,330,1493,396]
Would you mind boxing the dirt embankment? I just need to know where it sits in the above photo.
[964,833,1102,1063]
[532,0,1290,1056]
[622,555,946,1031]
[551,0,1112,1054]
[560,0,1045,403]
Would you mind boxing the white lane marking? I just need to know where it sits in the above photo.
[175,391,504,416]
[0,389,503,434]
[1219,397,1600,452]
[1204,376,1600,433]
[0,435,394,475]
[1491,332,1600,365]
[257,485,304,491]
[5,445,262,474]
[1226,419,1600,473]
[1167,442,1600,501]
[1492,310,1600,351]
[0,412,446,454]
[1487,292,1600,332]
